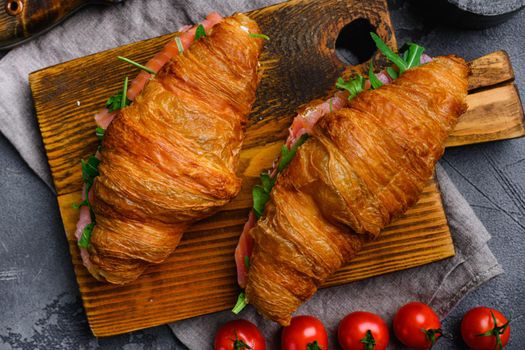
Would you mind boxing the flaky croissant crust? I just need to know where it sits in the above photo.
[246,56,469,325]
[87,14,263,284]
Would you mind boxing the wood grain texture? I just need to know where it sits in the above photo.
[0,0,115,49]
[447,84,525,147]
[467,50,514,91]
[28,0,524,337]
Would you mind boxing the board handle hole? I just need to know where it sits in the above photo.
[5,0,23,16]
[335,18,376,66]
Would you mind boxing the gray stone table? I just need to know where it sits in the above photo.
[0,1,524,349]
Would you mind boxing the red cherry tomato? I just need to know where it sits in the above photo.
[338,311,389,350]
[281,315,328,350]
[461,307,510,350]
[393,302,442,350]
[214,319,266,350]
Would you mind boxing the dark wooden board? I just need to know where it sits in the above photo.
[29,0,524,337]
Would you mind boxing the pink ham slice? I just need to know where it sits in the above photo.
[75,191,93,270]
[235,55,434,288]
[94,12,224,129]
[234,211,256,288]
[235,92,350,288]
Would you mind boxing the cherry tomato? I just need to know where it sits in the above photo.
[393,302,442,350]
[281,315,328,350]
[214,319,266,350]
[338,311,389,350]
[461,307,510,350]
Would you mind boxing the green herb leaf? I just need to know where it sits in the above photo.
[78,222,95,248]
[278,134,309,173]
[96,127,105,141]
[106,90,131,113]
[336,75,365,100]
[249,33,270,40]
[244,256,250,269]
[252,135,309,218]
[370,32,408,73]
[252,172,276,218]
[232,292,248,314]
[81,156,100,186]
[252,185,270,218]
[175,36,184,54]
[260,172,275,193]
[121,76,129,109]
[77,155,101,245]
[368,61,383,89]
[386,66,398,80]
[329,98,333,113]
[404,42,425,69]
[194,24,206,41]
[118,56,156,75]
[72,199,89,209]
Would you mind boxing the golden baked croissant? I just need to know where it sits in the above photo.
[76,13,263,284]
[244,56,469,325]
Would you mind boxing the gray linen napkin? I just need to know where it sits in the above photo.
[0,0,502,349]
[169,165,503,349]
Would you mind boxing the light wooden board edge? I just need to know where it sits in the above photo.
[447,83,525,147]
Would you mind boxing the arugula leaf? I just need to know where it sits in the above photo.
[106,91,129,112]
[74,156,99,211]
[386,66,398,80]
[75,155,101,245]
[278,134,309,173]
[402,49,409,62]
[252,135,309,218]
[336,75,365,101]
[260,172,275,193]
[232,292,248,314]
[106,93,131,113]
[118,56,156,75]
[96,127,105,141]
[404,42,425,69]
[368,61,383,89]
[105,75,132,113]
[78,222,95,248]
[249,33,270,40]
[121,76,129,109]
[370,32,408,73]
[194,24,206,40]
[252,173,276,218]
[81,156,100,186]
[72,199,89,209]
[252,185,270,218]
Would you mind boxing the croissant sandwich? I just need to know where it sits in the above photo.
[74,13,264,284]
[234,35,468,325]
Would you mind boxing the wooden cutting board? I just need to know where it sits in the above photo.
[29,0,524,337]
